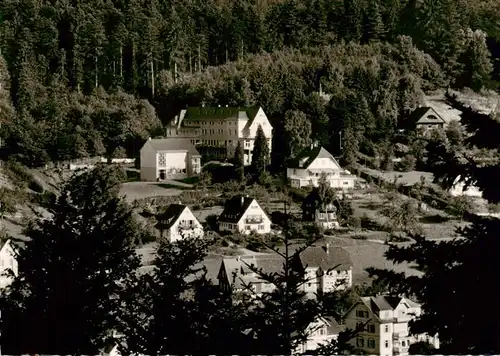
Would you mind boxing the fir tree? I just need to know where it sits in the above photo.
[118,237,250,354]
[363,0,386,42]
[234,140,245,182]
[367,94,500,353]
[0,165,143,354]
[342,0,362,42]
[251,124,270,176]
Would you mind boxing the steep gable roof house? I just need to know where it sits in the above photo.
[155,204,204,242]
[218,195,272,235]
[406,107,446,136]
[287,146,357,189]
[166,106,273,165]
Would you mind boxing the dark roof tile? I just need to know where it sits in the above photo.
[155,204,187,230]
[146,138,200,156]
[298,245,353,271]
[218,196,258,223]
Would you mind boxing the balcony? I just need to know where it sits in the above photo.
[245,216,263,224]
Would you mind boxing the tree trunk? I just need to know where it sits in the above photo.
[198,44,201,72]
[174,62,178,83]
[94,55,98,88]
[120,45,123,78]
[150,55,155,97]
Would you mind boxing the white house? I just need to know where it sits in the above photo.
[448,176,483,198]
[140,137,201,182]
[0,239,18,290]
[217,244,353,296]
[155,204,204,242]
[297,244,353,295]
[287,146,357,189]
[344,295,440,356]
[218,196,272,235]
[295,317,343,354]
[166,106,273,165]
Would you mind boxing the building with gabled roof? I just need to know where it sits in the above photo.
[217,244,353,297]
[295,316,344,354]
[140,137,201,181]
[301,190,341,229]
[407,106,446,137]
[166,105,273,165]
[294,244,353,295]
[286,145,357,189]
[155,204,203,242]
[218,195,272,235]
[343,295,439,356]
[217,253,284,295]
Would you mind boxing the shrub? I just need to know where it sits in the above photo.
[398,154,416,172]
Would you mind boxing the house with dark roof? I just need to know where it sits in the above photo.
[139,137,201,181]
[0,239,18,290]
[218,195,271,235]
[301,190,341,229]
[295,244,353,294]
[343,295,440,356]
[155,204,204,242]
[166,105,273,165]
[407,106,446,137]
[287,145,357,189]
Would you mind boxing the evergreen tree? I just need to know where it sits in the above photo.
[363,0,386,43]
[342,0,362,42]
[284,109,312,158]
[455,29,494,91]
[239,201,360,354]
[251,124,270,175]
[0,165,143,354]
[341,128,359,168]
[367,94,500,353]
[118,237,250,354]
[234,140,245,182]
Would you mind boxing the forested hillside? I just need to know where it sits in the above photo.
[0,0,499,167]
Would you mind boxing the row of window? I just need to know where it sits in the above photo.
[245,225,265,230]
[356,338,378,349]
[220,222,237,229]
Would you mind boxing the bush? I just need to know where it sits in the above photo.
[288,187,308,202]
[5,160,44,192]
[398,154,416,172]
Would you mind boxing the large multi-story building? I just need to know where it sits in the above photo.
[344,295,440,356]
[166,105,273,165]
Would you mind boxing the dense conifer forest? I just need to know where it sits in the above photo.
[0,0,499,167]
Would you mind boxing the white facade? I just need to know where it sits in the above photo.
[287,148,357,189]
[0,240,18,290]
[295,317,341,355]
[218,198,272,235]
[140,139,201,182]
[167,106,273,166]
[302,267,352,295]
[344,296,440,356]
[164,207,204,243]
[449,176,482,198]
